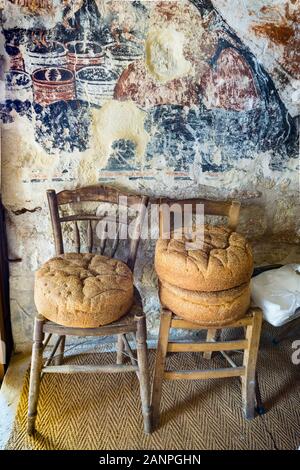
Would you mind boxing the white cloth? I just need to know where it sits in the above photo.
[251,264,300,327]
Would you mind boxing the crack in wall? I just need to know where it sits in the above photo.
[11,207,42,216]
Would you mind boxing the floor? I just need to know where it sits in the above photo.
[0,338,155,449]
[0,347,31,449]
[1,325,299,450]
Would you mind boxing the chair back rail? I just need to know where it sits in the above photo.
[158,197,240,237]
[47,186,149,271]
[56,185,142,206]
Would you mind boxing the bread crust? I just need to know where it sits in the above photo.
[34,253,133,328]
[160,281,250,326]
[155,225,253,291]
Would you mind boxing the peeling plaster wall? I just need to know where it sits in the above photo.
[0,0,299,349]
[212,0,300,117]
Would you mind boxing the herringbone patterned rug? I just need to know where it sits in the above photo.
[5,329,300,450]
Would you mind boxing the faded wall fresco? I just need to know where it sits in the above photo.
[1,0,298,178]
[1,0,300,348]
[213,0,300,118]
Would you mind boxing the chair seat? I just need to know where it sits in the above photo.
[34,253,134,328]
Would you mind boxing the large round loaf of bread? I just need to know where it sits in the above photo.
[34,253,133,328]
[160,281,250,326]
[155,225,253,291]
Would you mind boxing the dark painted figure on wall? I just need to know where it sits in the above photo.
[1,0,299,174]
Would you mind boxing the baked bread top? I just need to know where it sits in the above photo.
[34,253,133,328]
[155,224,253,291]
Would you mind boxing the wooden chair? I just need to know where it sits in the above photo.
[27,185,151,435]
[151,198,263,429]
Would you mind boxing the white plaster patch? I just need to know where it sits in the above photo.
[92,99,150,165]
[3,1,63,30]
[1,115,59,208]
[146,27,191,83]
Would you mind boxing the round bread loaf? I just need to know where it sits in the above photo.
[34,253,133,328]
[160,281,250,326]
[155,224,253,291]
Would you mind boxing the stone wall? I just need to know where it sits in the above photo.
[0,0,299,349]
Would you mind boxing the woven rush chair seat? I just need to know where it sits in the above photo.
[34,253,134,328]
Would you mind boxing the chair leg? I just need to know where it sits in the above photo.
[135,313,151,434]
[135,314,151,434]
[255,369,266,415]
[241,309,263,419]
[27,315,45,435]
[116,334,124,364]
[203,329,220,360]
[54,335,65,366]
[151,308,172,430]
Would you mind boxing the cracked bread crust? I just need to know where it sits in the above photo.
[34,253,133,328]
[155,225,253,291]
[160,281,250,326]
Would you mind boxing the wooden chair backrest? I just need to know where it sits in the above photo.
[158,197,241,237]
[47,185,149,271]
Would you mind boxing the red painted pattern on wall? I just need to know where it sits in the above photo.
[251,2,300,78]
[8,0,53,13]
[114,60,200,109]
[200,48,259,112]
[67,42,105,72]
[32,67,75,106]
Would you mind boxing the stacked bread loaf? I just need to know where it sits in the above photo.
[155,225,253,326]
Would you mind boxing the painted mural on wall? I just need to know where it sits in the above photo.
[1,0,299,180]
